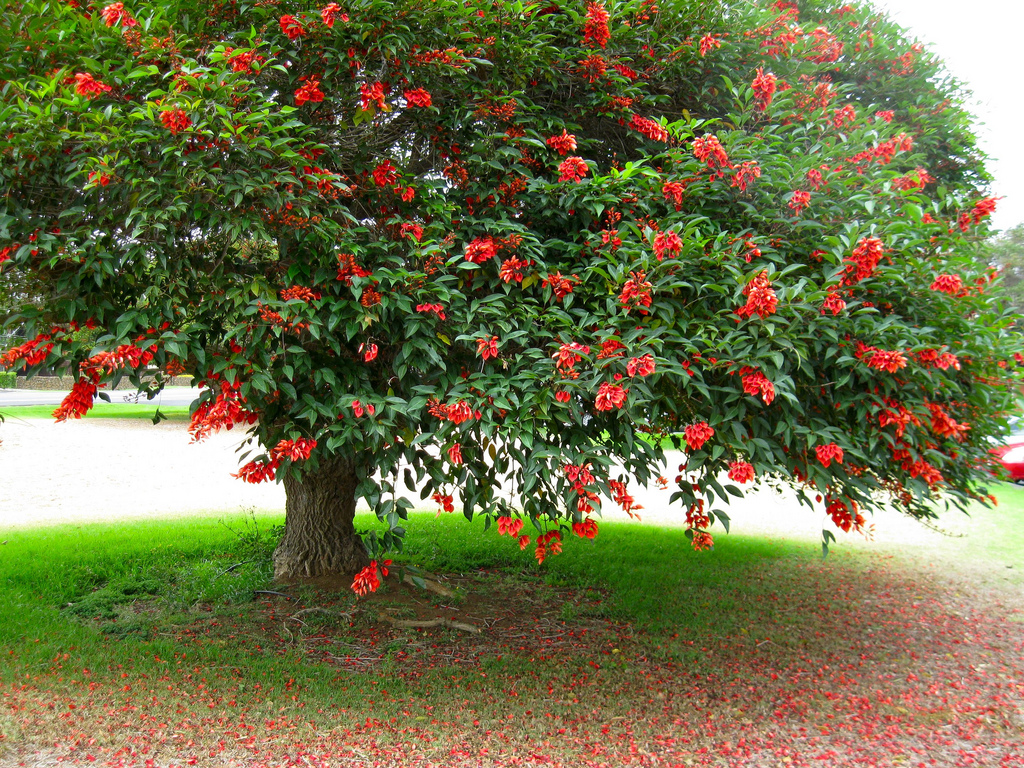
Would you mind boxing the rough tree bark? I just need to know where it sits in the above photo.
[273,453,370,581]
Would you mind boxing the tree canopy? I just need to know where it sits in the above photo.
[1,0,1019,586]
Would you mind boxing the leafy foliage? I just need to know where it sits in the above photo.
[0,0,1019,567]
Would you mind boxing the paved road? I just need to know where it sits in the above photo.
[0,385,201,407]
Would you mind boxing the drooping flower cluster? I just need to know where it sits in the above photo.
[653,230,682,260]
[626,354,655,378]
[815,442,844,468]
[160,109,191,134]
[558,156,589,182]
[546,130,577,155]
[542,272,580,300]
[692,134,730,169]
[619,271,653,314]
[684,421,715,451]
[101,2,138,28]
[582,1,611,48]
[866,349,908,373]
[359,82,387,111]
[930,273,964,296]
[788,190,811,216]
[842,236,884,285]
[351,559,391,596]
[821,291,847,315]
[741,369,775,404]
[477,336,499,360]
[752,68,777,111]
[728,461,755,484]
[403,88,432,108]
[321,3,346,27]
[731,161,761,192]
[629,114,669,143]
[234,437,317,484]
[74,73,112,99]
[464,236,497,264]
[553,342,591,374]
[736,271,778,319]
[594,381,628,411]
[295,78,325,106]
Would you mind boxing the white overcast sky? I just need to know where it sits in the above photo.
[875,0,1024,232]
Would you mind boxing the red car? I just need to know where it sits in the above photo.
[992,426,1024,483]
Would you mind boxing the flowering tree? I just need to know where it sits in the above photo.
[1,0,1019,586]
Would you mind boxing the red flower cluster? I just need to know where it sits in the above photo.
[832,105,856,129]
[351,399,375,417]
[547,130,578,155]
[534,530,562,564]
[619,270,653,314]
[653,230,682,260]
[234,437,316,484]
[351,559,391,596]
[930,273,964,296]
[731,161,761,192]
[499,256,532,283]
[629,114,669,142]
[542,271,580,300]
[752,68,777,111]
[465,236,497,264]
[558,156,588,182]
[53,378,98,422]
[741,368,775,404]
[336,253,372,285]
[432,492,455,514]
[477,336,499,360]
[826,496,864,533]
[573,518,600,538]
[693,134,730,169]
[279,14,305,40]
[583,1,611,48]
[594,381,628,411]
[415,303,446,320]
[866,349,908,373]
[728,460,755,484]
[699,34,722,56]
[553,341,590,373]
[360,343,378,362]
[404,88,432,108]
[959,196,998,231]
[821,291,846,315]
[736,271,778,319]
[788,189,811,216]
[101,2,138,28]
[372,160,398,187]
[74,73,112,99]
[429,399,477,424]
[662,180,685,210]
[160,108,191,134]
[684,421,715,451]
[626,354,655,377]
[497,516,525,537]
[875,110,894,123]
[815,442,844,468]
[189,380,258,441]
[360,82,387,111]
[320,3,347,28]
[928,402,970,441]
[842,236,884,284]
[295,79,324,106]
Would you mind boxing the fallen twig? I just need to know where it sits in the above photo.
[378,614,481,634]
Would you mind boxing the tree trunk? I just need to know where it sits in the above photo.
[273,454,370,581]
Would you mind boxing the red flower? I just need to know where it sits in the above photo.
[295,79,325,107]
[752,68,777,111]
[815,442,844,468]
[826,497,864,533]
[875,110,894,123]
[970,196,998,225]
[351,559,391,596]
[663,180,685,211]
[320,3,347,27]
[404,88,432,108]
[843,236,884,285]
[53,378,98,422]
[553,342,590,372]
[270,437,316,463]
[555,389,572,403]
[448,443,464,465]
[233,459,276,484]
[433,492,455,514]
[372,160,398,187]
[699,34,722,56]
[160,108,191,135]
[477,336,499,360]
[542,271,580,300]
[464,236,497,263]
[87,170,112,187]
[619,270,653,314]
[101,2,137,28]
[518,534,531,550]
[594,381,627,411]
[352,399,375,417]
[74,73,112,99]
[558,156,589,182]
[930,273,964,296]
[582,1,610,48]
[360,82,387,111]
[629,114,669,142]
[499,256,531,284]
[866,349,907,373]
[572,519,599,539]
[415,303,446,320]
[728,460,755,484]
[832,104,856,129]
[821,291,847,315]
[497,516,525,537]
[361,343,378,362]
[547,130,577,155]
[684,421,714,451]
[626,354,655,377]
[741,369,775,404]
[788,190,811,216]
[736,271,778,319]
[731,161,761,192]
[692,134,730,169]
[691,530,714,551]
[279,14,305,40]
[653,230,682,261]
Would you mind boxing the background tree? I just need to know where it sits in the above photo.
[982,224,1024,320]
[1,0,1019,587]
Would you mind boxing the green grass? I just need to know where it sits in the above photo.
[0,402,191,421]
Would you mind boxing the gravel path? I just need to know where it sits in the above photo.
[0,417,977,552]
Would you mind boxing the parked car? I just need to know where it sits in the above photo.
[991,421,1024,484]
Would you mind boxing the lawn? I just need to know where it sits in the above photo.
[1,494,1022,767]
[1,403,190,421]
